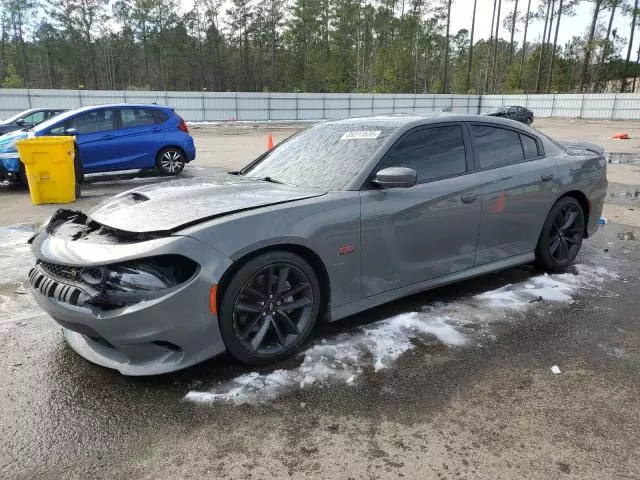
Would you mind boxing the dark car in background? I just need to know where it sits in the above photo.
[0,108,66,136]
[486,106,534,125]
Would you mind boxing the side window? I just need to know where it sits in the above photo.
[471,125,524,169]
[378,125,467,184]
[49,124,65,135]
[46,110,62,120]
[507,107,517,115]
[520,134,539,159]
[121,108,156,128]
[152,110,169,124]
[22,111,45,125]
[68,109,115,134]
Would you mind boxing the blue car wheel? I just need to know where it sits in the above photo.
[156,147,186,176]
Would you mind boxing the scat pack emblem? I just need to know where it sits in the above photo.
[337,245,355,256]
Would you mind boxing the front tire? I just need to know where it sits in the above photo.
[219,251,321,366]
[17,161,28,188]
[535,197,585,272]
[156,147,186,175]
[525,117,533,125]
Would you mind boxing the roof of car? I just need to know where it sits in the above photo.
[322,113,534,130]
[32,103,172,133]
[68,103,171,113]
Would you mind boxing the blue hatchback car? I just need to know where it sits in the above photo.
[0,104,196,184]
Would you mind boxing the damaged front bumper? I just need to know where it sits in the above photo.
[28,209,234,375]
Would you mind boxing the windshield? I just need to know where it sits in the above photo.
[34,109,79,133]
[242,123,397,190]
[488,106,507,114]
[0,110,32,125]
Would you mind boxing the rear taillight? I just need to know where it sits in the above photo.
[178,117,189,133]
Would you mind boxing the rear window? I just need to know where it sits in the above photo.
[153,110,169,124]
[471,125,524,169]
[521,134,539,159]
[121,108,156,128]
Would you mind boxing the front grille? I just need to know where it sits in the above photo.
[37,260,82,282]
[29,266,92,306]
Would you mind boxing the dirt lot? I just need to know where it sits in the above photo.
[1,118,640,480]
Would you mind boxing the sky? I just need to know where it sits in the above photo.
[449,0,638,55]
[177,0,640,59]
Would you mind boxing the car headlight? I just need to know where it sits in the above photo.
[85,255,199,308]
[105,263,176,292]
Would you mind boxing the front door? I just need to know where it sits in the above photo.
[360,124,482,298]
[469,123,560,265]
[65,108,118,172]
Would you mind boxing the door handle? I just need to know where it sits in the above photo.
[541,172,554,181]
[461,193,477,204]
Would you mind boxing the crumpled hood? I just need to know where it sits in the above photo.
[89,175,326,233]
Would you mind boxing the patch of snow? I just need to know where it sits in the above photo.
[185,264,615,406]
[0,225,35,285]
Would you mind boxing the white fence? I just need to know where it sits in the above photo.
[1,89,640,122]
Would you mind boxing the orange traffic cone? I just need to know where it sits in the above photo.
[611,132,630,139]
[267,133,274,150]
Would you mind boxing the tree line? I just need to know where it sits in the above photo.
[0,0,639,94]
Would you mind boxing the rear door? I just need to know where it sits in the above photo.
[63,108,118,172]
[114,107,168,169]
[469,123,559,265]
[360,124,482,297]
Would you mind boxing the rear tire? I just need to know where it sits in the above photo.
[219,251,321,366]
[156,147,186,176]
[535,197,585,272]
[74,144,83,198]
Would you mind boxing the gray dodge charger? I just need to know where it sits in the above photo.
[28,115,607,375]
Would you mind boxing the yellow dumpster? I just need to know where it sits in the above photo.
[15,136,78,205]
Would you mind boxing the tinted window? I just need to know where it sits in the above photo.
[153,110,169,124]
[46,110,64,120]
[378,125,467,183]
[472,125,524,169]
[22,111,45,125]
[521,134,539,159]
[68,109,115,134]
[121,108,156,128]
[243,123,396,190]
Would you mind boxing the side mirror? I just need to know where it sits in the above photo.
[372,167,417,189]
[64,127,78,136]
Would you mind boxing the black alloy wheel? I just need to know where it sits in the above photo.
[536,197,585,272]
[219,252,320,365]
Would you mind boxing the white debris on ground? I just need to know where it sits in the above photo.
[184,265,615,406]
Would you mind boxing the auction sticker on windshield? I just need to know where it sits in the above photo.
[340,130,382,140]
